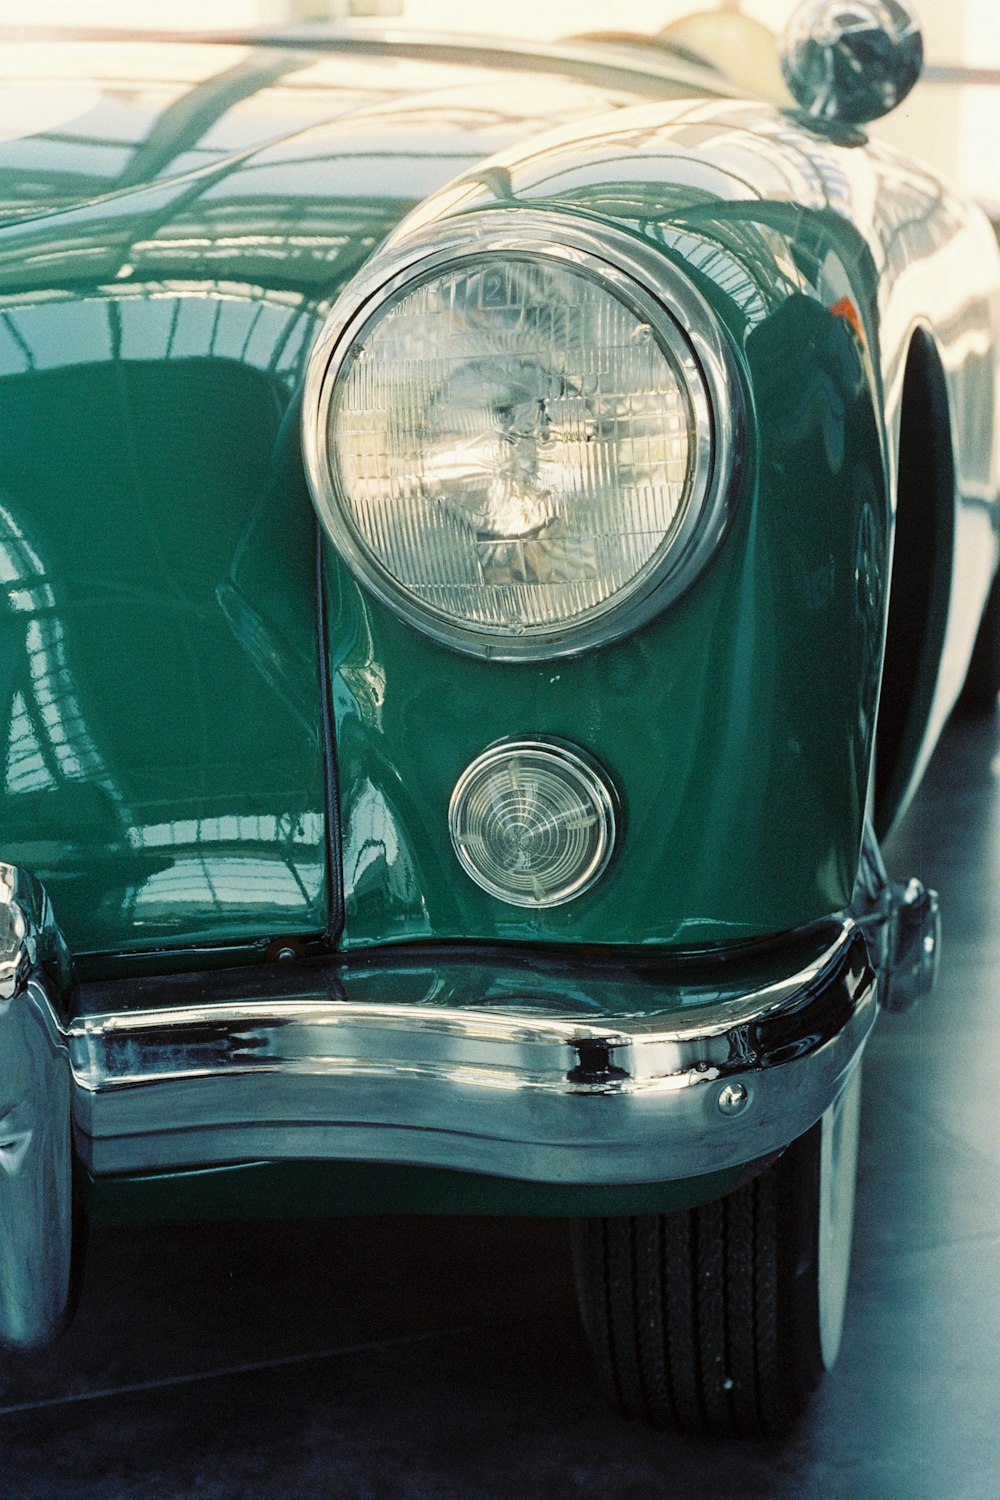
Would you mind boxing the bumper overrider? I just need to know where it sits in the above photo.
[2,856,939,1350]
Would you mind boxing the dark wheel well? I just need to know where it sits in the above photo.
[874,329,955,829]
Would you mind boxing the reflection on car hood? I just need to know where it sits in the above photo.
[0,34,707,232]
[0,35,708,963]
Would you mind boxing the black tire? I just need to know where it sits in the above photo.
[571,1069,862,1439]
[957,565,1000,715]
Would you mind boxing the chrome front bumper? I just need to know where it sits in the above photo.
[71,925,876,1185]
[3,863,887,1350]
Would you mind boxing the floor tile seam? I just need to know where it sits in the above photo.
[0,1322,483,1419]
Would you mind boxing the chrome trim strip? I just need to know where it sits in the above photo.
[0,865,76,1351]
[70,922,876,1186]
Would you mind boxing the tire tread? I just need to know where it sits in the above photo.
[570,1122,833,1439]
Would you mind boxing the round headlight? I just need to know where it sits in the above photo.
[304,212,739,659]
[449,738,617,908]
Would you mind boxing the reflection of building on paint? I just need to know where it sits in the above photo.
[0,506,123,807]
[0,290,319,389]
[0,485,325,926]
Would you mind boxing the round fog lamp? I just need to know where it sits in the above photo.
[449,739,617,908]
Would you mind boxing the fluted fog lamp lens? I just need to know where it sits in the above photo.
[449,740,617,907]
[323,253,701,654]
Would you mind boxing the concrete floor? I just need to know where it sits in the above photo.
[2,713,999,1498]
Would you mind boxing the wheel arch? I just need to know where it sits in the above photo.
[873,326,956,836]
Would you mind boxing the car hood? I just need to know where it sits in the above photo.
[0,33,718,231]
[0,34,715,963]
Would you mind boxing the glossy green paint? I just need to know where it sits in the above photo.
[0,40,655,958]
[329,96,1000,950]
[87,1158,747,1224]
[0,41,995,965]
[0,331,328,955]
[0,37,994,1236]
[330,178,889,949]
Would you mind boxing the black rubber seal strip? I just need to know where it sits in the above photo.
[314,514,345,947]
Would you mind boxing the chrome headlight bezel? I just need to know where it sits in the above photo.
[303,209,742,661]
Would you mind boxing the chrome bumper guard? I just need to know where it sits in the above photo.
[4,863,887,1350]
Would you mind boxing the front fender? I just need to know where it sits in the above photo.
[328,104,896,950]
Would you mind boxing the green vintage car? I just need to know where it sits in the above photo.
[3,0,998,1439]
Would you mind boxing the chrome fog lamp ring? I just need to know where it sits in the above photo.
[448,736,618,907]
[303,209,743,660]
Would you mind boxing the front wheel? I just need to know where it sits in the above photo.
[571,1067,863,1439]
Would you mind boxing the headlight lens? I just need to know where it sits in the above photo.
[305,213,738,659]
